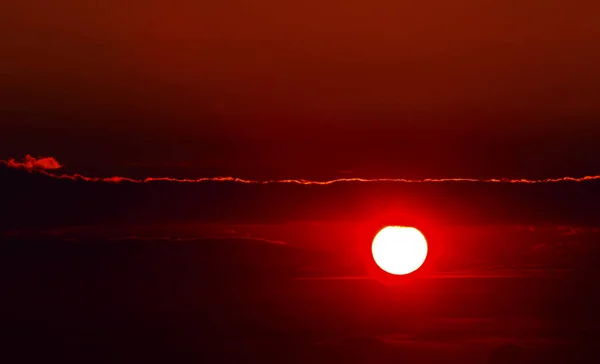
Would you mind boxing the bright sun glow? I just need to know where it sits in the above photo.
[372,226,428,275]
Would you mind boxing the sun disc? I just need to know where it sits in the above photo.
[372,226,428,275]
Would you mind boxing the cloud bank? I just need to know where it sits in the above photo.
[2,155,600,185]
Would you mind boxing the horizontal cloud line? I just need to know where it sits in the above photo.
[3,155,600,185]
[106,235,287,245]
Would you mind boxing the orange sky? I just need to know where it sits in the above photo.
[2,1,600,178]
[3,1,600,127]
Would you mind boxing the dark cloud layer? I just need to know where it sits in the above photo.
[2,163,600,232]
[0,236,597,363]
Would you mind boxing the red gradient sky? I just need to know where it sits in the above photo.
[2,1,600,179]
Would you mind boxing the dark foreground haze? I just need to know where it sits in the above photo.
[2,165,600,363]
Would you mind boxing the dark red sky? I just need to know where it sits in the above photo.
[2,1,600,178]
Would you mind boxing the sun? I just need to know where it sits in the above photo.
[372,226,428,275]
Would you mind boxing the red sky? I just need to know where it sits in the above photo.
[2,0,600,178]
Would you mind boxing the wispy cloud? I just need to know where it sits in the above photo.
[106,235,287,245]
[293,269,570,281]
[3,155,600,185]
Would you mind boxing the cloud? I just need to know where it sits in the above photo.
[106,235,287,245]
[1,154,62,171]
[3,154,600,185]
